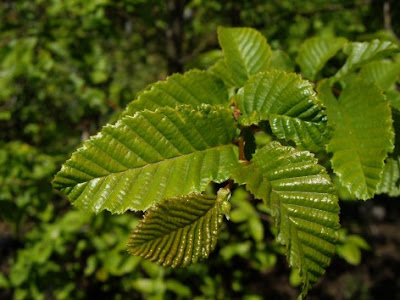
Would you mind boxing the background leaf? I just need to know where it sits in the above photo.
[359,60,400,91]
[332,39,399,82]
[237,70,328,151]
[376,157,400,197]
[53,105,238,213]
[217,27,271,87]
[122,70,229,117]
[209,59,237,88]
[232,141,339,297]
[296,36,347,81]
[320,77,394,199]
[128,189,231,267]
[270,50,295,72]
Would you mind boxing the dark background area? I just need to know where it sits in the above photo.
[1,0,400,299]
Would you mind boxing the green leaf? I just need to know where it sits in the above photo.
[387,90,400,111]
[232,141,339,297]
[208,59,237,88]
[376,157,400,196]
[122,70,229,117]
[237,70,328,151]
[53,105,239,213]
[332,39,399,82]
[128,189,231,267]
[359,60,400,91]
[270,50,295,72]
[217,27,271,87]
[319,77,394,199]
[296,36,347,81]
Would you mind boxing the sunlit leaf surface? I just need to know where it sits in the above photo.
[233,141,339,297]
[128,189,231,267]
[53,105,238,213]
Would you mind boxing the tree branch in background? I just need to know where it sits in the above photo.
[166,0,187,74]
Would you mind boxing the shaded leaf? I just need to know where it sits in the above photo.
[122,70,229,117]
[128,189,231,267]
[296,36,347,81]
[376,157,400,197]
[53,105,238,213]
[218,27,271,87]
[332,39,399,82]
[359,60,400,91]
[270,50,295,72]
[319,77,394,199]
[237,70,328,151]
[233,141,339,297]
[387,90,400,111]
[208,59,237,88]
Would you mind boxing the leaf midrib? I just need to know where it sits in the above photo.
[60,144,237,188]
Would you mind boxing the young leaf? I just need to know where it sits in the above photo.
[270,50,295,72]
[128,189,231,267]
[359,60,400,91]
[122,70,229,117]
[387,90,400,111]
[52,105,239,213]
[208,59,237,88]
[237,70,328,151]
[217,27,271,87]
[296,36,347,81]
[332,39,399,82]
[233,141,339,297]
[376,157,400,197]
[318,77,394,199]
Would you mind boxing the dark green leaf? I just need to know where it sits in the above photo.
[128,189,231,267]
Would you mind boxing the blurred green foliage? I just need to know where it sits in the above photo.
[1,0,399,299]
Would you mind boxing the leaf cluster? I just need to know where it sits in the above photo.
[53,26,400,298]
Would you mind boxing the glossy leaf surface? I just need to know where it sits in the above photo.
[123,70,229,117]
[296,36,347,81]
[128,189,231,267]
[237,70,328,151]
[53,105,238,213]
[233,141,339,297]
[319,78,394,199]
[218,27,271,87]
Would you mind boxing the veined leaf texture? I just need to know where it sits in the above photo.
[332,39,399,82]
[296,36,347,81]
[232,141,340,297]
[53,105,239,213]
[217,26,271,87]
[122,70,230,117]
[128,189,231,267]
[319,78,394,199]
[52,25,400,299]
[237,70,329,151]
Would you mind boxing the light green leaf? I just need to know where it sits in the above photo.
[376,157,400,196]
[53,105,239,213]
[208,59,237,88]
[296,36,347,81]
[233,141,339,297]
[128,189,231,267]
[320,77,394,199]
[270,50,295,72]
[237,70,328,151]
[387,90,400,111]
[332,39,399,82]
[217,27,271,87]
[359,60,400,91]
[122,70,229,117]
